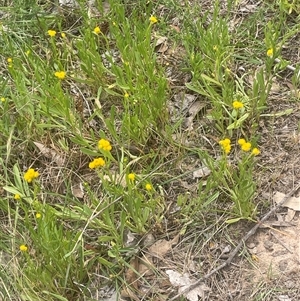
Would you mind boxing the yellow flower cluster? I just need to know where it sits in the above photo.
[267,48,273,58]
[89,157,105,169]
[149,15,158,24]
[219,138,231,154]
[126,173,153,190]
[7,57,13,68]
[145,183,152,191]
[98,138,112,151]
[238,138,251,151]
[232,100,244,109]
[48,30,56,37]
[24,168,39,183]
[14,194,21,200]
[93,26,101,34]
[128,173,135,181]
[54,71,66,80]
[251,148,260,156]
[90,138,154,191]
[238,138,260,155]
[20,244,28,252]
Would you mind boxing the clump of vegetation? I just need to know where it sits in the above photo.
[0,0,299,299]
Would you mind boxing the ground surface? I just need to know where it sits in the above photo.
[120,1,300,301]
[0,0,300,300]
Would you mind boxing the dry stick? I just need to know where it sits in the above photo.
[169,182,300,301]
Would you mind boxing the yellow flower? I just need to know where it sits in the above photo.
[24,168,39,183]
[25,50,30,56]
[61,32,66,38]
[48,30,56,37]
[267,48,273,57]
[224,145,231,154]
[252,148,260,156]
[14,194,21,200]
[219,138,231,154]
[238,138,252,152]
[238,138,246,146]
[36,213,42,219]
[241,142,251,152]
[124,92,129,98]
[128,173,135,181]
[7,57,12,63]
[149,15,158,24]
[1,97,5,102]
[98,138,112,151]
[89,158,105,169]
[232,100,244,109]
[213,45,218,51]
[219,138,231,146]
[20,244,28,252]
[93,26,101,34]
[54,71,66,80]
[145,183,152,191]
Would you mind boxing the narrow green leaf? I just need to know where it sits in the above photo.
[227,113,249,130]
[225,217,243,224]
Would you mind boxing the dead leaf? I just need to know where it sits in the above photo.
[270,81,281,94]
[148,234,179,257]
[168,93,195,123]
[173,93,197,112]
[193,166,211,179]
[142,233,155,247]
[185,101,206,130]
[155,36,167,47]
[274,191,300,211]
[138,254,154,277]
[125,257,139,288]
[123,229,137,248]
[33,142,65,166]
[166,270,210,301]
[71,182,85,199]
[154,36,168,53]
[286,208,296,222]
[121,256,140,301]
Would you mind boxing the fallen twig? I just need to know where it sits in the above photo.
[169,182,300,301]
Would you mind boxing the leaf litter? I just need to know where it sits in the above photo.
[166,270,210,301]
